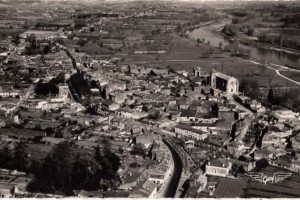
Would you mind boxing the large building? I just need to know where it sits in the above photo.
[206,158,232,177]
[211,70,239,94]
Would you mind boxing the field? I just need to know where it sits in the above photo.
[280,71,300,83]
[19,30,61,39]
[0,128,44,139]
[210,176,247,198]
[25,143,95,162]
[117,28,300,91]
[25,143,53,161]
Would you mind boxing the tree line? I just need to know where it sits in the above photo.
[258,32,300,50]
[222,24,254,37]
[239,78,300,112]
[0,141,121,195]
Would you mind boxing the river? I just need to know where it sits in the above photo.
[186,20,300,68]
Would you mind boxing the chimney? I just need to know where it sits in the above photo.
[108,115,112,124]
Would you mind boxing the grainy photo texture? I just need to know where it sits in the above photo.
[0,0,299,198]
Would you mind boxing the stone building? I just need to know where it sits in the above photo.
[210,70,239,94]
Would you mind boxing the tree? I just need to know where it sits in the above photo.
[231,162,240,176]
[72,154,102,191]
[43,45,50,55]
[267,88,274,105]
[132,143,146,157]
[0,145,14,169]
[77,39,86,47]
[13,142,29,172]
[129,162,141,168]
[260,64,266,75]
[148,110,160,120]
[89,27,95,32]
[37,141,73,194]
[26,34,36,44]
[219,42,223,50]
[247,26,254,36]
[95,145,120,180]
[239,79,260,99]
[196,38,201,46]
[27,141,121,195]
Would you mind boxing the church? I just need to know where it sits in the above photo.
[211,70,239,94]
[193,67,239,95]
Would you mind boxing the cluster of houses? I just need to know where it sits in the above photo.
[0,169,31,198]
[115,134,174,198]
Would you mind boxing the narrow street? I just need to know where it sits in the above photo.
[162,138,183,198]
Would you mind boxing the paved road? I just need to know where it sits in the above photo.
[223,94,254,146]
[249,60,300,86]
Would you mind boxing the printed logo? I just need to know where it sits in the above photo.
[247,172,292,185]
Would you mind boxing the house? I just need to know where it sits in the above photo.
[189,169,207,193]
[192,123,217,134]
[206,158,232,177]
[136,134,154,149]
[207,95,218,101]
[130,125,143,135]
[10,176,31,193]
[234,109,247,120]
[101,99,120,111]
[0,184,18,198]
[272,109,299,122]
[227,141,245,157]
[77,190,103,197]
[235,95,250,104]
[175,123,208,141]
[0,91,20,98]
[249,99,262,110]
[272,155,293,169]
[119,169,147,191]
[268,125,293,138]
[103,191,129,198]
[117,108,133,118]
[148,174,165,185]
[179,109,197,123]
[254,148,276,161]
[41,137,66,145]
[218,110,235,122]
[262,134,287,149]
[238,160,255,172]
[290,157,300,173]
[129,179,158,198]
[109,91,127,104]
[195,113,218,123]
[291,135,300,150]
[196,101,211,113]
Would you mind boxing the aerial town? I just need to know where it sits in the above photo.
[0,0,300,198]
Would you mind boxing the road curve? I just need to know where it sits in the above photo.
[249,60,300,86]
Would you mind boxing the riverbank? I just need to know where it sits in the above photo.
[216,29,300,57]
[185,20,217,31]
